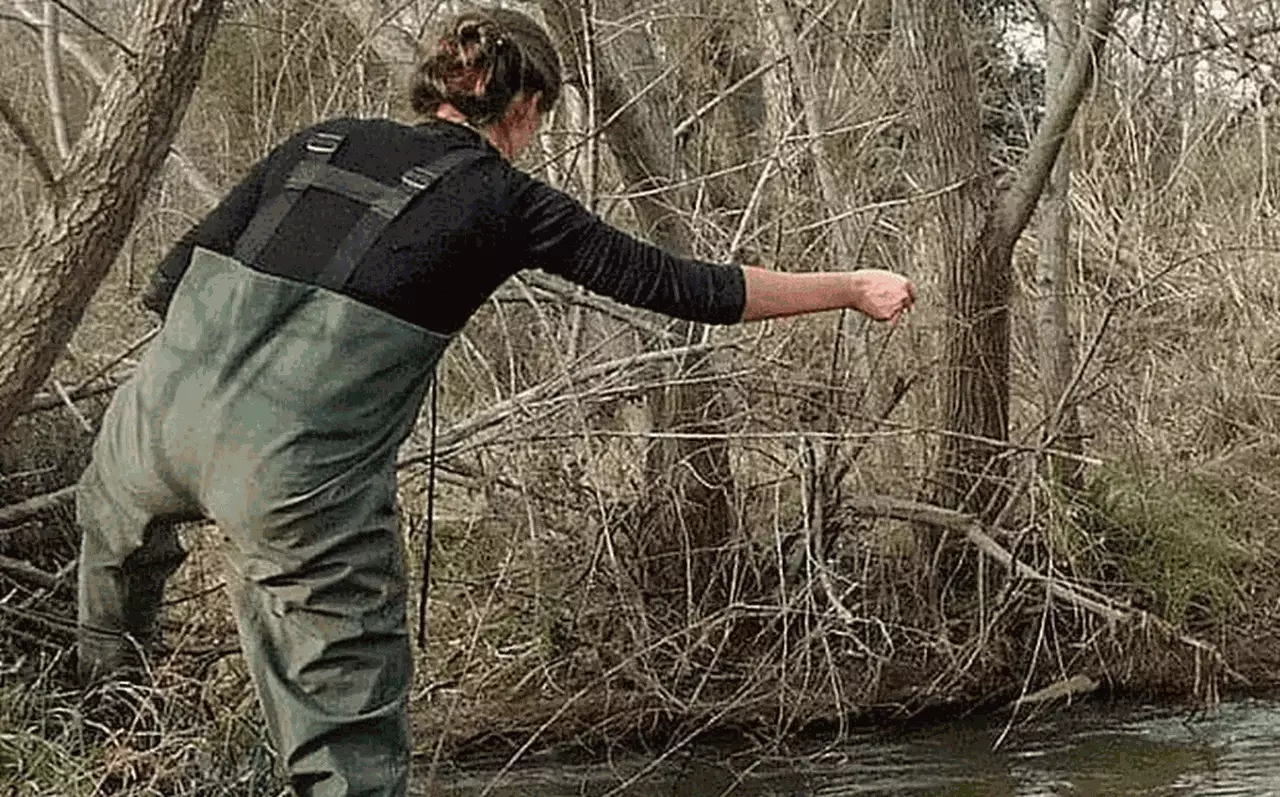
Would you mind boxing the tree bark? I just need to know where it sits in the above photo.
[12,1,222,206]
[0,0,225,440]
[1037,0,1085,488]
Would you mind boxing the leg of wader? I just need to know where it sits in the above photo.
[220,471,411,797]
[76,461,191,685]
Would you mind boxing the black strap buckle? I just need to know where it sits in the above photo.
[306,132,344,155]
[401,165,439,192]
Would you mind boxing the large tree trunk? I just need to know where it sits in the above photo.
[896,0,1003,515]
[897,0,1116,518]
[1037,0,1085,488]
[0,0,225,440]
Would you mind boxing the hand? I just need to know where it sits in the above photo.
[850,269,915,324]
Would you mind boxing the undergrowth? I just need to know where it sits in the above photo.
[0,653,283,796]
[1067,459,1254,627]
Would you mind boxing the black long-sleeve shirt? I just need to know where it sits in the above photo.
[145,117,746,334]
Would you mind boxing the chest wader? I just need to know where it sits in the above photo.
[76,130,485,797]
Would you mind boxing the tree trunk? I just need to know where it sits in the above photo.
[0,0,225,440]
[538,0,734,599]
[896,0,1004,515]
[898,0,1116,518]
[765,0,856,261]
[1037,0,1085,488]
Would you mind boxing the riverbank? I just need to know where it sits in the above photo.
[0,543,1275,797]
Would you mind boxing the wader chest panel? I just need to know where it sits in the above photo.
[234,130,488,292]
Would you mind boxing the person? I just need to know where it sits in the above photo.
[74,6,915,796]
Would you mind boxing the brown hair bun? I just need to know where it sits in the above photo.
[411,8,562,126]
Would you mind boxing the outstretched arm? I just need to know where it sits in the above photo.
[513,176,915,326]
[740,266,916,324]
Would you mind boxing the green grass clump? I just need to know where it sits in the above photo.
[1072,460,1253,627]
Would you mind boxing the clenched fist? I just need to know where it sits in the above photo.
[849,269,916,324]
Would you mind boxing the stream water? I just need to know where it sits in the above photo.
[419,697,1280,796]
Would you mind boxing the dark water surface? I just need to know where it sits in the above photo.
[418,698,1280,796]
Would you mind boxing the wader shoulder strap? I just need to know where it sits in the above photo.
[233,131,344,264]
[313,147,488,292]
[233,127,489,291]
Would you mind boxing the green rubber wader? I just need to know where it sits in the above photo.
[77,246,451,797]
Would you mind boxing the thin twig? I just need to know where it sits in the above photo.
[0,602,74,634]
[0,486,75,529]
[26,327,157,413]
[0,12,38,33]
[398,341,736,468]
[785,178,970,236]
[19,559,75,609]
[0,555,58,589]
[52,379,93,433]
[24,380,117,414]
[46,0,136,59]
[672,54,788,140]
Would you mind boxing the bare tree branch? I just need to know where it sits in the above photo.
[995,0,1118,242]
[11,1,106,84]
[398,341,733,468]
[0,90,55,190]
[0,553,58,588]
[24,379,117,413]
[0,486,74,528]
[1143,21,1280,66]
[0,602,74,633]
[46,0,136,58]
[0,11,39,32]
[12,0,218,206]
[42,0,71,161]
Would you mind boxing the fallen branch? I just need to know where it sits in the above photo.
[0,602,74,636]
[0,520,37,543]
[26,327,156,414]
[398,341,734,468]
[1005,673,1099,710]
[0,485,75,528]
[52,379,93,432]
[25,380,118,413]
[0,555,59,589]
[843,494,1247,684]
